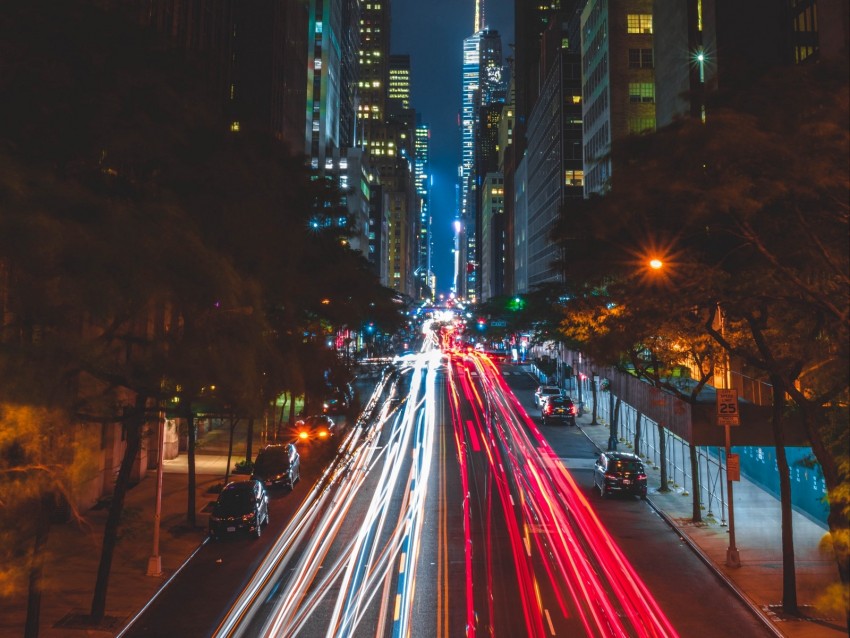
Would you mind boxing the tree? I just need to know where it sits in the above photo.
[552,57,849,618]
[0,2,408,629]
[0,406,97,637]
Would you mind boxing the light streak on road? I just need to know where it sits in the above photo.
[214,335,677,638]
[215,348,443,638]
[446,350,679,638]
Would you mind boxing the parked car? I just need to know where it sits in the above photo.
[534,385,563,408]
[295,414,337,442]
[593,452,648,499]
[541,396,578,426]
[208,479,269,540]
[251,443,301,489]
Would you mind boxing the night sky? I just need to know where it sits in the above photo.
[391,0,515,299]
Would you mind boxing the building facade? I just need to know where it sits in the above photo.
[581,0,656,196]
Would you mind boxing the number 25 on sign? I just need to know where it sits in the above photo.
[716,389,740,426]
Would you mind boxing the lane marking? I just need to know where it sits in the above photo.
[545,608,557,635]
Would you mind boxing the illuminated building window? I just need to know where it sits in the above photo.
[628,117,656,134]
[627,14,653,34]
[628,82,655,103]
[565,170,584,186]
[230,121,240,132]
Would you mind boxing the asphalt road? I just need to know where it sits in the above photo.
[120,353,774,638]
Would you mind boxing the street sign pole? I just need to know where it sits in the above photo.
[717,388,741,567]
[724,422,740,567]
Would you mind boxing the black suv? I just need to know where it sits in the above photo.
[541,396,578,426]
[323,383,355,415]
[208,479,269,540]
[593,452,647,499]
[251,443,301,489]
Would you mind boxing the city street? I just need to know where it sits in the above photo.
[117,348,776,638]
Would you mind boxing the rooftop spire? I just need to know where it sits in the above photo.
[474,0,485,32]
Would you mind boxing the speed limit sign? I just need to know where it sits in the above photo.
[716,389,740,426]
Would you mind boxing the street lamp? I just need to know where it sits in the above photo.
[146,406,166,577]
[645,254,740,567]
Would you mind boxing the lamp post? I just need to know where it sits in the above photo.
[647,256,741,566]
[146,407,166,577]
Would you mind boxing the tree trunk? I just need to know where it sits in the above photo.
[771,376,798,614]
[276,395,288,440]
[576,367,583,406]
[608,393,620,451]
[689,443,702,523]
[590,371,599,425]
[246,416,255,463]
[634,411,643,457]
[24,496,51,638]
[186,409,196,527]
[224,414,237,485]
[91,395,146,623]
[657,422,669,492]
[288,395,296,426]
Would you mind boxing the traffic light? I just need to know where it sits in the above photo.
[507,296,526,312]
[476,317,486,331]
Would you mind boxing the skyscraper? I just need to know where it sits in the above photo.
[524,9,583,290]
[306,0,343,171]
[414,123,432,296]
[358,0,391,151]
[459,32,480,295]
[581,0,655,195]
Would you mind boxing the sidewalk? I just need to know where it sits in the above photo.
[0,464,223,637]
[575,412,848,638]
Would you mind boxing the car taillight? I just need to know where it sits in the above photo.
[569,406,576,415]
[637,473,646,480]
